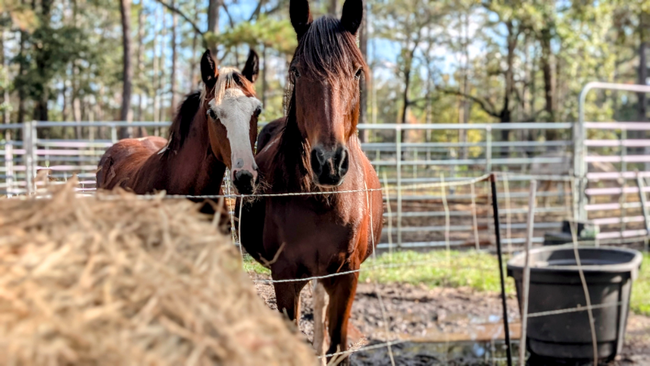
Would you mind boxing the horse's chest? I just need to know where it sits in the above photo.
[266,200,360,258]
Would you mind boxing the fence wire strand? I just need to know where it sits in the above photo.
[13,170,646,364]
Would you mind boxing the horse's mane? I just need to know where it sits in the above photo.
[166,91,202,153]
[269,16,367,193]
[166,68,255,154]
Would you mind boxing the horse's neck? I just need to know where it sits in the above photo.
[273,120,310,192]
[164,117,227,194]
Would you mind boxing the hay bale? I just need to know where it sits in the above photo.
[0,179,316,366]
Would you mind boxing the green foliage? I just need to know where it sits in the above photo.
[243,254,271,275]
[1,0,649,132]
[214,15,297,55]
[631,253,650,316]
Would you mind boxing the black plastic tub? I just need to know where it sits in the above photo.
[507,246,643,362]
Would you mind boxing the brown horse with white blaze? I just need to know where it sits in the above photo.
[239,1,383,364]
[96,50,261,195]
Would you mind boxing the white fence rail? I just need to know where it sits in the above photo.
[1,120,649,250]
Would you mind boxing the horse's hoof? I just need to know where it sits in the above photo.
[347,323,367,348]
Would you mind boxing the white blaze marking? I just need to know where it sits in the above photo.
[208,88,262,176]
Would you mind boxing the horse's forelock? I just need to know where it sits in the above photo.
[293,16,367,81]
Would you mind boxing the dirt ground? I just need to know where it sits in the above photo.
[252,274,650,365]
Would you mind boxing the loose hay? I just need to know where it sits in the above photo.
[0,179,316,366]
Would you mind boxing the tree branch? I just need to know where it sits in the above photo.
[436,87,501,118]
[154,0,204,36]
[248,0,266,22]
[221,2,236,28]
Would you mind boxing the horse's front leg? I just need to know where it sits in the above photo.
[323,272,358,366]
[272,274,308,327]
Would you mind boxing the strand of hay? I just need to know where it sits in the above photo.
[0,178,316,366]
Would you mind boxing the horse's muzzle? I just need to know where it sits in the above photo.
[310,145,349,187]
[233,169,257,195]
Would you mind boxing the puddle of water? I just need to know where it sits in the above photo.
[417,322,521,343]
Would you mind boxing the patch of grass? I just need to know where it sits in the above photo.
[244,250,649,317]
[360,250,650,317]
[242,255,270,275]
[631,253,650,316]
[359,250,515,294]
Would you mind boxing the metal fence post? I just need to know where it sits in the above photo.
[111,125,118,143]
[23,121,35,195]
[620,129,627,237]
[4,131,13,197]
[636,173,649,237]
[396,126,402,249]
[485,126,492,173]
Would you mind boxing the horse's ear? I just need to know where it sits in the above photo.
[201,49,218,90]
[340,0,363,36]
[242,49,259,83]
[290,0,312,39]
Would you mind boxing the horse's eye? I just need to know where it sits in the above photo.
[254,106,262,117]
[291,66,301,80]
[207,109,217,120]
[354,67,363,80]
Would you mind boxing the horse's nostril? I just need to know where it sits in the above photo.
[233,170,255,194]
[310,148,324,175]
[338,147,349,176]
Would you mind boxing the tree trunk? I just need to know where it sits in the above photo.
[328,0,337,16]
[17,30,26,124]
[401,67,410,126]
[639,13,648,163]
[540,27,554,123]
[159,7,166,123]
[208,0,220,58]
[638,42,647,123]
[261,45,267,107]
[153,5,160,123]
[189,0,200,90]
[62,82,69,122]
[119,0,133,139]
[530,44,537,120]
[33,0,54,122]
[71,0,81,139]
[72,64,82,140]
[500,21,517,147]
[459,11,470,158]
[0,30,10,127]
[34,91,48,122]
[137,5,145,122]
[358,0,368,142]
[170,0,178,116]
[0,31,5,125]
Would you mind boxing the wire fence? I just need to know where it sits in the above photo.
[5,120,650,253]
[18,171,647,365]
[3,119,650,364]
[0,122,650,252]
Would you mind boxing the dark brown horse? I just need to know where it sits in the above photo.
[97,49,261,195]
[240,1,383,363]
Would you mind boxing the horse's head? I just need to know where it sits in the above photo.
[289,0,366,187]
[201,49,262,194]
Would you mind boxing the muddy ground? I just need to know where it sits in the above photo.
[252,274,650,365]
